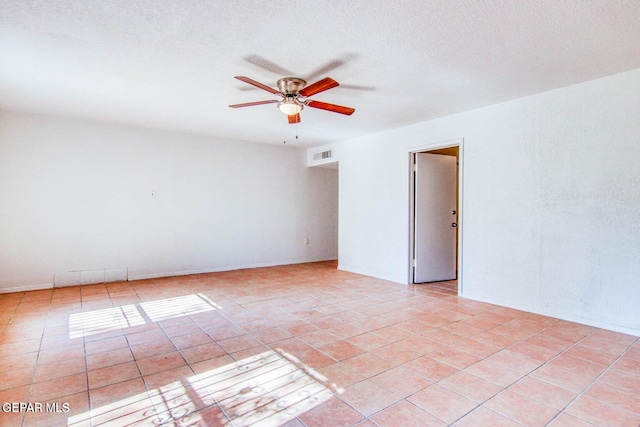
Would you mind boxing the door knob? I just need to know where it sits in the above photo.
[451,223,457,227]
[451,210,456,215]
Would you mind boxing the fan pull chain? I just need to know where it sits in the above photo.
[283,120,300,144]
[283,116,287,144]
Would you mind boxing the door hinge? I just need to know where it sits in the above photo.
[412,259,416,267]
[412,163,417,172]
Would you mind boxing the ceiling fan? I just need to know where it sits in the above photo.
[229,76,355,124]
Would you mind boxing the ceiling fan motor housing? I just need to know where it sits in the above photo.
[277,77,307,95]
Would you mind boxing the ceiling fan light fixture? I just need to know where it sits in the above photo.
[277,98,303,115]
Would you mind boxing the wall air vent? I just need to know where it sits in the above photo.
[313,150,332,161]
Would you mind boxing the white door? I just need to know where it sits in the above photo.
[414,153,457,283]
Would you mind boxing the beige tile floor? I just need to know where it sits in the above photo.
[0,261,639,426]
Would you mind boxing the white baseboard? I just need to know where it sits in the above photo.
[337,264,402,284]
[128,258,337,281]
[0,283,53,294]
[460,292,640,338]
[0,258,338,293]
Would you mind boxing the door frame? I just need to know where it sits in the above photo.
[408,138,464,293]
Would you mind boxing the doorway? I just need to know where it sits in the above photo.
[311,161,339,266]
[409,143,462,292]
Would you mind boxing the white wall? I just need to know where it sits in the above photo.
[310,68,640,335]
[0,112,338,292]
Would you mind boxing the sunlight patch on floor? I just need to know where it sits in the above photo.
[68,387,168,426]
[67,350,332,426]
[69,294,220,338]
[189,350,332,426]
[141,294,220,323]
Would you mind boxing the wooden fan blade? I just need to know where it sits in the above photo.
[288,113,301,124]
[307,100,355,115]
[229,100,278,108]
[234,76,280,95]
[299,77,339,97]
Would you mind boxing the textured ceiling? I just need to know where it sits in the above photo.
[1,1,640,147]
